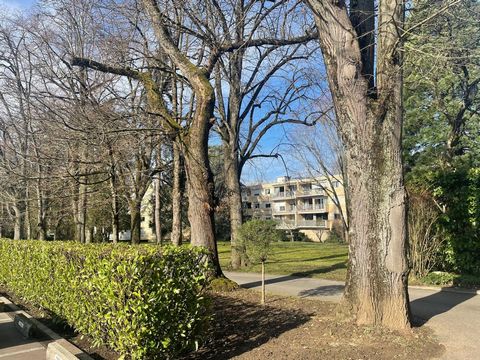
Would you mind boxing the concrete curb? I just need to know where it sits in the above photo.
[0,296,93,360]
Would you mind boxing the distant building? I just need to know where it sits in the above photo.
[110,184,156,242]
[241,175,346,241]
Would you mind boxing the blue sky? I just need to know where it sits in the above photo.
[1,0,330,184]
[3,0,35,10]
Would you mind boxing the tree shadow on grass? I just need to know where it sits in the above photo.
[275,253,347,264]
[290,261,347,278]
[184,293,312,359]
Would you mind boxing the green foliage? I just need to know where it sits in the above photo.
[404,0,480,276]
[238,220,282,263]
[420,271,480,288]
[0,240,211,359]
[434,167,480,274]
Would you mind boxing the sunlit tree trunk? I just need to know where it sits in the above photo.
[306,0,410,329]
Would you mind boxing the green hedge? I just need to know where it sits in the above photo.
[0,240,211,359]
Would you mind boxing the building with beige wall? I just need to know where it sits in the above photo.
[242,176,346,241]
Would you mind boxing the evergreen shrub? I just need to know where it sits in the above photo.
[0,240,211,359]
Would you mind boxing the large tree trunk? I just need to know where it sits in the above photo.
[171,141,182,246]
[184,92,222,276]
[307,0,410,329]
[129,199,142,244]
[223,140,244,269]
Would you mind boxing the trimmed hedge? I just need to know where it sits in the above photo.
[0,240,211,359]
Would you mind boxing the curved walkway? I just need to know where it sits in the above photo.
[225,271,480,360]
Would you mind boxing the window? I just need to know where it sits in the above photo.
[333,181,340,188]
[253,191,260,196]
[279,206,286,211]
[265,216,271,220]
[254,203,260,209]
[265,189,271,195]
[316,198,325,207]
[246,202,252,209]
[334,213,341,220]
[303,214,314,220]
[265,203,271,208]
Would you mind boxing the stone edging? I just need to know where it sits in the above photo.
[0,296,93,360]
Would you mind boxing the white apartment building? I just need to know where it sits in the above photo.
[242,175,346,241]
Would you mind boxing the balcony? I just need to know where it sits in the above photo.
[274,206,296,214]
[275,219,296,229]
[271,190,296,200]
[297,204,326,213]
[297,219,328,228]
[296,188,325,197]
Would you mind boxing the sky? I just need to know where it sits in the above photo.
[2,0,36,12]
[1,0,331,184]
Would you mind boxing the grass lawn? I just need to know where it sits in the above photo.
[218,241,349,281]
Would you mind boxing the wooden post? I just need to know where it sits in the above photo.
[261,261,265,305]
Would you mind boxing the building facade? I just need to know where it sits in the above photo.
[242,176,346,241]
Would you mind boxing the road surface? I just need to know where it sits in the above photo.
[225,271,480,360]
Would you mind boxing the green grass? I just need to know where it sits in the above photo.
[218,241,349,281]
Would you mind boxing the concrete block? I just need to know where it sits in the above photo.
[46,339,93,360]
[14,313,36,338]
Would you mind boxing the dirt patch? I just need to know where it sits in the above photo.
[184,289,444,360]
[1,285,444,360]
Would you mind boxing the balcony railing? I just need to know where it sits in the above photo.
[271,190,296,199]
[275,220,296,228]
[296,188,325,197]
[297,219,328,228]
[297,204,325,212]
[275,206,296,213]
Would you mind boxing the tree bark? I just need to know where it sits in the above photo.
[306,0,410,329]
[129,199,142,244]
[154,176,162,244]
[141,0,222,276]
[184,98,222,275]
[12,204,23,240]
[110,175,119,244]
[109,154,119,244]
[36,185,46,241]
[223,140,244,269]
[171,140,182,246]
[77,180,87,243]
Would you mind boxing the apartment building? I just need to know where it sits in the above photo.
[242,176,346,241]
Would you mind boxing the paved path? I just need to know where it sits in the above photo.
[225,271,480,360]
[0,311,48,359]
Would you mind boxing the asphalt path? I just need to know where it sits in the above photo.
[225,271,480,360]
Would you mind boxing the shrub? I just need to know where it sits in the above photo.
[0,240,211,359]
[238,220,282,304]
